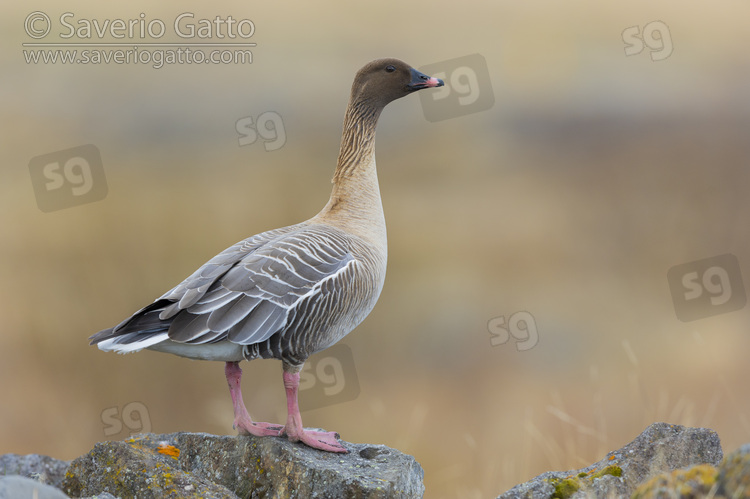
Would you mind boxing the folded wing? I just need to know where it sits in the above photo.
[90,224,356,351]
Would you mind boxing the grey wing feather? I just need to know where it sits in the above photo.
[157,225,301,319]
[91,223,359,350]
[164,224,356,346]
[90,225,300,346]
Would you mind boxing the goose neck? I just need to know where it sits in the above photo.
[314,100,386,243]
[333,100,382,181]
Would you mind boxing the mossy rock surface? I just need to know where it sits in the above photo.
[631,464,718,499]
[497,422,723,499]
[632,443,750,499]
[60,432,424,498]
[717,443,750,498]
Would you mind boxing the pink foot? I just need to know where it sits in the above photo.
[281,371,348,453]
[284,426,347,453]
[225,362,283,437]
[234,418,283,437]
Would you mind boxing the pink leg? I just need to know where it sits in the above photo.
[281,371,347,453]
[225,362,283,437]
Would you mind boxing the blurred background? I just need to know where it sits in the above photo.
[2,1,750,497]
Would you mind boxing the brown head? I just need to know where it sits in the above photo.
[348,58,444,109]
[332,58,444,182]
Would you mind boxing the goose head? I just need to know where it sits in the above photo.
[350,58,444,109]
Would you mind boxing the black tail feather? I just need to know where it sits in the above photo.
[90,299,175,345]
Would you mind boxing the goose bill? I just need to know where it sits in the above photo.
[407,68,445,91]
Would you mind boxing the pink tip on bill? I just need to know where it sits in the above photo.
[425,77,443,88]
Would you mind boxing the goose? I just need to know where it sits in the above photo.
[90,58,444,453]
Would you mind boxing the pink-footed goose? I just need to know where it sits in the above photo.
[90,58,444,453]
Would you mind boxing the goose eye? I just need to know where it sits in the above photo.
[385,65,396,73]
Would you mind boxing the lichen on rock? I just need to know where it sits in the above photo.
[633,443,750,499]
[61,432,424,498]
[1,432,424,498]
[497,422,724,499]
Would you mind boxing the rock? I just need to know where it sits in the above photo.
[1,432,424,498]
[717,443,750,498]
[497,422,723,499]
[0,453,70,489]
[633,442,750,499]
[0,475,70,499]
[5,422,743,498]
[61,432,425,498]
[631,464,719,498]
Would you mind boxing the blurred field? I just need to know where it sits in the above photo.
[2,1,750,497]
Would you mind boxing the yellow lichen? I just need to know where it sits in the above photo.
[157,443,181,459]
[544,464,623,499]
[551,477,580,498]
[591,465,623,480]
[632,464,718,499]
